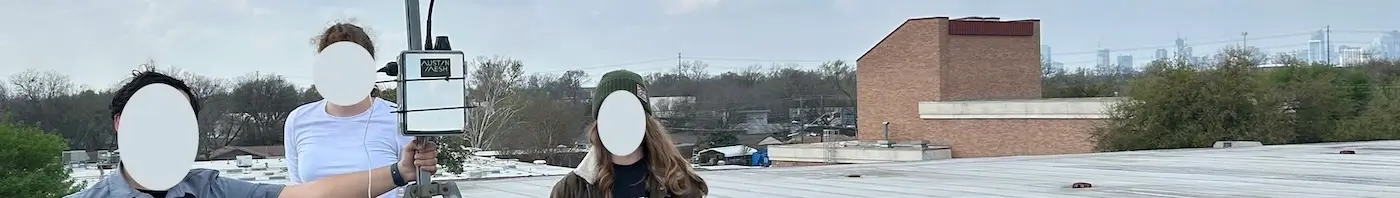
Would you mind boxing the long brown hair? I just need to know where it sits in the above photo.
[588,117,706,197]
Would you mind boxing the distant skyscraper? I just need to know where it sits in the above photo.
[1309,39,1325,63]
[1372,30,1400,60]
[1117,55,1134,72]
[1097,49,1111,67]
[1155,49,1170,61]
[1288,49,1309,61]
[1338,45,1368,66]
[1184,47,1195,64]
[1309,29,1330,64]
[1041,45,1053,63]
[1175,38,1190,58]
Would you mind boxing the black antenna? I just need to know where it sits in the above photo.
[423,0,438,50]
[381,0,437,77]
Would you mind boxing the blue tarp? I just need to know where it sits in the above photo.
[750,148,770,167]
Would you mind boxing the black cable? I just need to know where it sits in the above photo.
[424,0,438,50]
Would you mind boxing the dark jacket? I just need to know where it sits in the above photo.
[550,149,708,198]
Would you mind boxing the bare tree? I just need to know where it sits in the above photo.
[171,68,233,156]
[8,69,75,100]
[433,56,528,173]
[676,60,710,80]
[509,71,591,150]
[6,70,80,147]
[224,73,301,146]
[461,56,527,149]
[818,60,856,101]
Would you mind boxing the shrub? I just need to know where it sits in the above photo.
[0,120,84,197]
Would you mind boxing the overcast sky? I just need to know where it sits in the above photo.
[1,0,1396,89]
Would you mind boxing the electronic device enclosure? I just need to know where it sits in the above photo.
[396,50,469,136]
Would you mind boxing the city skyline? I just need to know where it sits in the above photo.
[1046,29,1400,71]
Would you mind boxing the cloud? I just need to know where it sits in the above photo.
[661,0,721,15]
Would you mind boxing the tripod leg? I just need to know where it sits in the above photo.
[440,182,462,198]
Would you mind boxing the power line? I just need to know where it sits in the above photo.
[531,55,838,75]
[681,56,831,63]
[1332,29,1400,34]
[532,57,677,73]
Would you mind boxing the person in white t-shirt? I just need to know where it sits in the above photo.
[285,22,413,198]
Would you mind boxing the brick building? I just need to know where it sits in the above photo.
[855,16,1118,158]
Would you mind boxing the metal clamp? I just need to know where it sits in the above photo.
[403,181,461,198]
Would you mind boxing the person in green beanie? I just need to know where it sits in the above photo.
[550,70,709,198]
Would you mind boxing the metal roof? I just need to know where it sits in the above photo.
[698,145,757,158]
[456,140,1400,198]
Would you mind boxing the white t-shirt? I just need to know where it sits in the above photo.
[284,98,412,198]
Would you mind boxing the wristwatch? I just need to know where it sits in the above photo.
[390,162,409,186]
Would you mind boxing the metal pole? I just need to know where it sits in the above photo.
[1325,26,1332,65]
[405,0,423,51]
[883,122,890,142]
[402,0,433,186]
[1242,32,1248,47]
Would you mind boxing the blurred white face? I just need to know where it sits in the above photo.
[113,84,200,190]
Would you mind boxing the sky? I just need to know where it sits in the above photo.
[1,0,1397,90]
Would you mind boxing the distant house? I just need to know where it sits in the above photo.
[650,96,698,119]
[695,145,758,166]
[203,145,285,161]
[62,150,103,164]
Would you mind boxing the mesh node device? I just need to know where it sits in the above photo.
[395,50,469,136]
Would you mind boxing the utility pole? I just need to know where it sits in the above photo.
[1325,26,1332,65]
[1242,32,1248,47]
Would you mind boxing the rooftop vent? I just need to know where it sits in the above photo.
[1070,182,1093,188]
[1213,141,1263,148]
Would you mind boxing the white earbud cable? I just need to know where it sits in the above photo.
[361,99,376,198]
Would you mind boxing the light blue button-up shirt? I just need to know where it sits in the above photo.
[65,168,284,198]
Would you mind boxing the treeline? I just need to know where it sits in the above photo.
[0,60,329,156]
[1051,47,1400,151]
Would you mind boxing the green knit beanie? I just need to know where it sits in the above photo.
[592,70,652,118]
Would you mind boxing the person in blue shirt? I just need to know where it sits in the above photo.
[66,70,438,198]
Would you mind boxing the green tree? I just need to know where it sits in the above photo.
[377,87,397,103]
[1264,64,1357,143]
[1329,81,1400,141]
[0,120,84,197]
[1094,47,1292,151]
[1043,68,1117,98]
